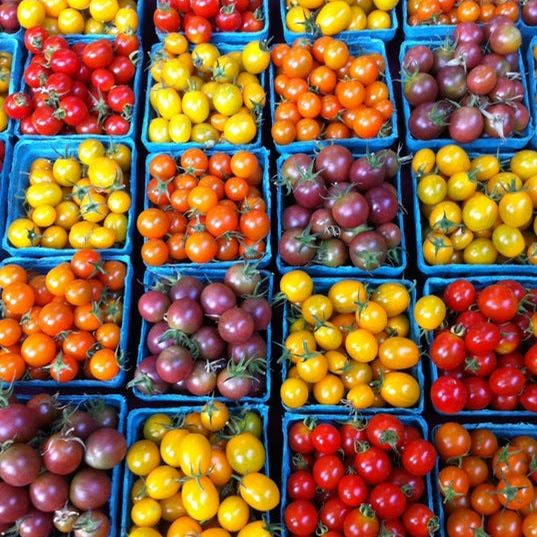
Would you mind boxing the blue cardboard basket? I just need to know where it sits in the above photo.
[0,133,13,256]
[432,422,537,533]
[122,404,270,535]
[16,393,127,537]
[282,412,436,536]
[269,38,398,154]
[14,37,143,140]
[400,41,534,151]
[424,275,537,418]
[402,0,456,39]
[0,255,133,389]
[275,152,407,276]
[133,266,273,403]
[142,43,264,152]
[527,37,537,148]
[281,277,425,414]
[280,2,397,43]
[0,36,23,136]
[3,138,137,257]
[411,151,537,276]
[143,147,272,268]
[156,0,269,44]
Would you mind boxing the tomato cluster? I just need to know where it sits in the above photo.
[134,264,270,399]
[285,0,396,35]
[0,251,127,383]
[284,415,438,537]
[415,279,537,413]
[407,0,519,27]
[414,146,537,267]
[4,29,139,136]
[279,145,402,271]
[0,392,126,536]
[7,139,132,252]
[147,36,267,146]
[435,422,537,537]
[279,271,421,410]
[403,20,528,143]
[153,0,264,43]
[271,38,394,145]
[0,49,12,133]
[126,404,279,537]
[137,149,269,266]
[16,0,138,35]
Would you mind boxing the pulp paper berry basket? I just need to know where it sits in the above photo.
[432,422,537,532]
[2,138,137,257]
[275,152,407,276]
[424,275,537,417]
[121,404,271,535]
[142,43,264,152]
[133,266,273,403]
[0,255,133,389]
[14,36,143,140]
[281,413,436,536]
[280,2,398,43]
[143,147,272,268]
[0,35,23,136]
[156,0,269,43]
[399,41,534,151]
[0,133,14,255]
[527,36,537,148]
[281,277,425,414]
[411,151,537,276]
[269,38,398,154]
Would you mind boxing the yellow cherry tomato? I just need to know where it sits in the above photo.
[486,172,521,196]
[78,139,105,164]
[54,200,79,228]
[302,294,333,325]
[131,498,162,528]
[17,0,46,28]
[417,175,447,205]
[166,516,201,537]
[144,413,173,443]
[347,384,376,409]
[213,83,243,116]
[31,205,56,227]
[447,171,477,201]
[380,371,420,407]
[345,329,378,362]
[510,150,537,181]
[314,322,343,350]
[492,224,525,258]
[129,529,162,537]
[239,473,280,511]
[348,5,367,28]
[367,9,391,28]
[371,282,410,317]
[126,440,160,476]
[297,353,329,383]
[286,5,311,32]
[218,496,249,532]
[498,191,533,228]
[146,466,181,500]
[242,82,266,110]
[104,213,127,242]
[114,6,138,32]
[313,376,349,405]
[242,41,270,74]
[223,113,257,145]
[80,193,109,223]
[58,7,85,33]
[462,193,498,232]
[414,295,446,330]
[26,183,63,208]
[356,301,387,334]
[470,154,500,181]
[226,432,265,475]
[148,117,171,143]
[463,238,498,264]
[164,33,188,55]
[160,429,189,467]
[181,476,219,521]
[412,148,436,176]
[378,337,419,370]
[7,218,41,248]
[422,232,454,265]
[200,401,229,432]
[178,433,212,476]
[88,157,121,190]
[89,0,119,22]
[325,350,348,374]
[207,449,232,486]
[386,314,409,337]
[68,221,96,248]
[436,145,470,176]
[281,377,309,408]
[328,280,366,313]
[316,1,352,34]
[429,201,462,234]
[341,360,372,388]
[41,226,68,249]
[238,521,278,537]
[450,226,474,250]
[160,492,186,522]
[52,158,82,186]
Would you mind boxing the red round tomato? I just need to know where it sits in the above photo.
[284,500,318,536]
[477,283,518,322]
[402,439,437,477]
[430,376,468,414]
[443,279,476,312]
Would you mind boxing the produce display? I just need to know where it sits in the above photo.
[0,392,126,535]
[133,264,271,400]
[153,0,266,41]
[278,145,403,272]
[6,139,133,252]
[283,414,438,537]
[413,147,537,267]
[125,404,279,536]
[407,0,519,28]
[434,422,537,537]
[145,37,267,146]
[271,38,395,145]
[137,149,269,266]
[0,251,128,384]
[279,271,421,410]
[284,0,397,35]
[4,31,140,136]
[416,278,537,414]
[402,20,530,144]
[16,0,139,35]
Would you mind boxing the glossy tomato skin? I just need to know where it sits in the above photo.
[402,439,437,477]
[287,470,316,501]
[370,482,407,520]
[443,280,476,312]
[477,283,518,323]
[311,423,341,454]
[353,446,392,484]
[430,331,466,370]
[284,500,318,536]
[431,376,468,413]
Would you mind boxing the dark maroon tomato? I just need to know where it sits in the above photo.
[349,156,385,190]
[43,433,84,475]
[409,101,451,140]
[310,208,337,239]
[377,223,402,248]
[433,47,456,73]
[217,307,254,344]
[402,45,434,73]
[0,482,30,523]
[0,402,39,443]
[430,376,468,414]
[281,154,313,187]
[311,423,341,454]
[315,145,353,183]
[282,205,311,231]
[402,439,437,477]
[293,175,326,209]
[464,322,501,354]
[511,102,530,132]
[319,497,350,531]
[404,73,439,107]
[349,231,387,271]
[437,66,468,100]
[285,500,318,536]
[365,185,398,225]
[484,103,514,138]
[448,106,484,143]
[389,468,425,504]
[489,77,523,102]
[186,361,217,396]
[489,24,522,55]
[464,351,497,377]
[430,332,466,370]
[523,0,537,23]
[287,470,316,501]
[85,428,127,470]
[354,446,392,484]
[443,280,476,312]
[489,366,526,397]
[69,469,110,510]
[279,228,317,266]
[73,511,110,537]
[18,508,54,537]
[26,393,60,428]
[454,21,484,43]
[0,443,40,487]
[467,65,497,95]
[331,191,369,228]
[463,376,492,410]
[30,473,69,512]
[240,297,271,330]
[481,53,510,77]
[338,474,368,507]
[455,41,483,69]
[370,482,407,520]
[520,383,537,412]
